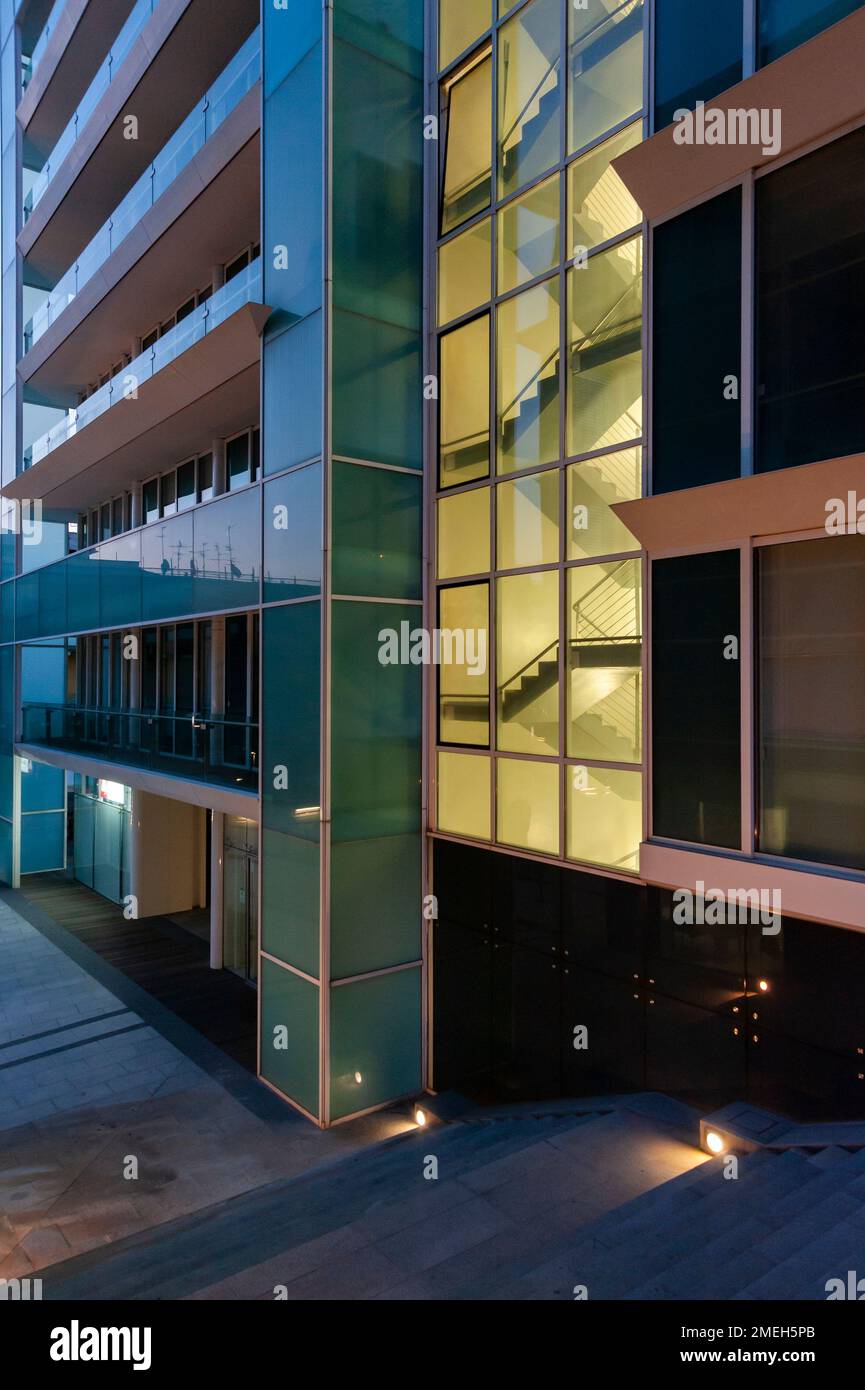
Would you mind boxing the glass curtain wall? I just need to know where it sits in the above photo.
[435,0,646,874]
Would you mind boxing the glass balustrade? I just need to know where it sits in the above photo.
[23,30,260,352]
[21,0,66,91]
[13,485,262,642]
[24,257,262,469]
[21,704,259,791]
[23,0,161,221]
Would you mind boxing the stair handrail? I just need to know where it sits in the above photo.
[498,637,558,694]
[500,342,560,423]
[499,46,560,156]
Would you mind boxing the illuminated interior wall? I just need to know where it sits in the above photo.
[434,0,647,876]
[260,0,423,1125]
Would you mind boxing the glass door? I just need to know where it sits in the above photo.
[222,816,258,983]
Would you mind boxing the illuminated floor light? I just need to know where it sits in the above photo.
[414,1106,427,1127]
[758,979,769,992]
[706,1130,726,1155]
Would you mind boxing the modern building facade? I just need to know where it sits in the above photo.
[2,0,865,1127]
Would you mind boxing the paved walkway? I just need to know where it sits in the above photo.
[0,888,410,1283]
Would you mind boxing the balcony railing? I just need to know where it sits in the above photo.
[23,28,260,352]
[23,0,162,221]
[21,0,66,92]
[22,704,259,792]
[23,256,262,471]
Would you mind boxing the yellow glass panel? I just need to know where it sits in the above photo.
[567,765,642,871]
[440,314,490,488]
[439,218,491,325]
[497,470,559,570]
[497,278,560,474]
[568,0,644,154]
[440,0,492,70]
[496,569,559,755]
[568,122,641,255]
[439,582,489,746]
[498,0,561,199]
[567,447,640,561]
[568,559,642,764]
[497,174,560,294]
[438,487,490,579]
[497,756,559,855]
[437,750,491,840]
[568,235,642,457]
[442,57,492,233]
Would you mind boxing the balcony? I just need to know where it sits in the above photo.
[19,0,259,285]
[10,259,268,510]
[23,0,161,222]
[19,1,136,164]
[23,28,260,358]
[21,704,258,792]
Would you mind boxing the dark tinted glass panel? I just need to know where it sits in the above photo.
[758,536,865,869]
[143,479,159,524]
[227,433,251,490]
[652,550,741,847]
[177,460,196,511]
[758,0,863,65]
[756,126,865,472]
[652,188,742,493]
[654,0,743,130]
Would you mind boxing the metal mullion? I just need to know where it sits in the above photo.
[741,539,755,856]
[489,1,499,847]
[564,223,643,271]
[741,172,755,477]
[557,0,568,865]
[743,0,758,79]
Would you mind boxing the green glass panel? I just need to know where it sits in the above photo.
[260,957,319,1118]
[67,550,100,633]
[332,307,422,470]
[95,532,141,629]
[261,827,320,979]
[38,560,66,637]
[141,513,194,621]
[262,601,320,841]
[331,462,421,599]
[0,646,12,820]
[0,579,12,642]
[21,757,64,812]
[192,489,260,614]
[20,809,64,873]
[330,833,421,979]
[15,570,38,640]
[263,466,322,603]
[329,966,422,1121]
[330,600,422,840]
[0,818,12,885]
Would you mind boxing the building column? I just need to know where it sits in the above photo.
[257,0,424,1126]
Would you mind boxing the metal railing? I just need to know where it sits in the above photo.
[21,704,258,791]
[23,29,260,352]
